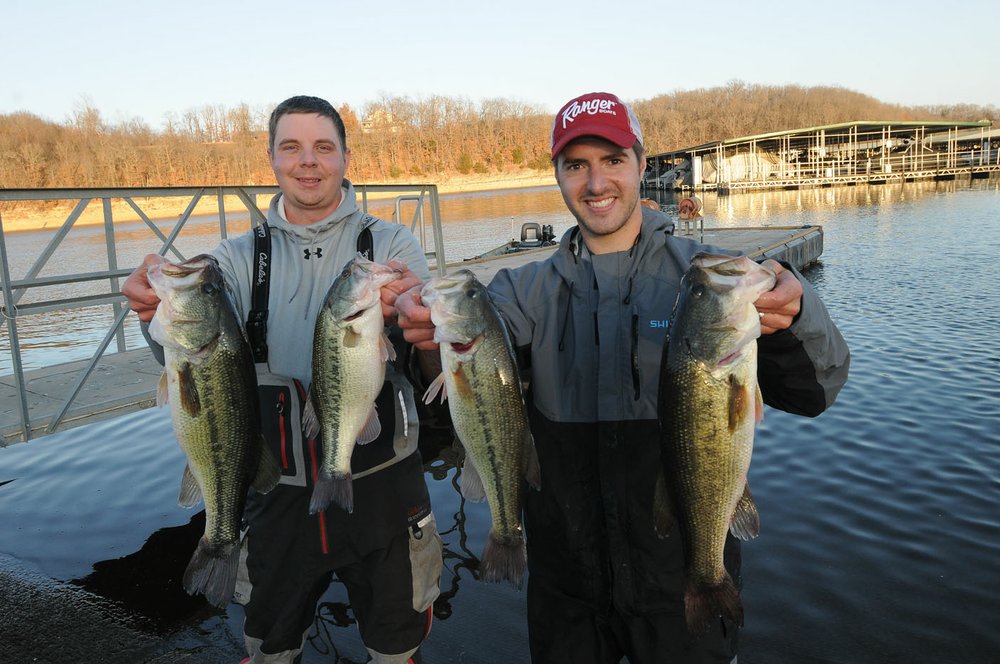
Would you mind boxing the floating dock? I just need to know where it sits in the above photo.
[1,223,822,444]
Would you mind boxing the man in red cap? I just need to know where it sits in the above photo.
[398,92,850,662]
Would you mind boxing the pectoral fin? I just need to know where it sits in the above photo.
[343,328,361,349]
[652,472,676,539]
[178,362,201,417]
[157,371,169,408]
[727,374,749,432]
[422,372,448,405]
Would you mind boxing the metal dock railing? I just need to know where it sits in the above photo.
[0,185,446,443]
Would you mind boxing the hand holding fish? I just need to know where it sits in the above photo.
[396,285,439,351]
[753,259,802,335]
[379,260,422,326]
[122,253,168,323]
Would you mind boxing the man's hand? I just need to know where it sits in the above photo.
[122,253,167,323]
[381,260,425,326]
[396,284,439,351]
[754,260,802,335]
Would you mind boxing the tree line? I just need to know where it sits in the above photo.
[1,82,996,190]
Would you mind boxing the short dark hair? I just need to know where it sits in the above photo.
[268,95,347,152]
[632,140,645,161]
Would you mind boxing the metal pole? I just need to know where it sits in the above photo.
[0,211,32,442]
[426,186,446,275]
[102,198,126,353]
[217,187,229,239]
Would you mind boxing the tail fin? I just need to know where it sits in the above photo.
[310,471,353,514]
[685,573,743,634]
[183,538,240,608]
[479,531,527,590]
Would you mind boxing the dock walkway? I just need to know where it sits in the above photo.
[1,225,821,444]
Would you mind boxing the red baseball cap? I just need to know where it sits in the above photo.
[550,92,643,159]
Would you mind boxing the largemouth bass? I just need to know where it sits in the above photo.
[303,255,402,514]
[657,253,775,633]
[148,254,280,608]
[422,270,540,588]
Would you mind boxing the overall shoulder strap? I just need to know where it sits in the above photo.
[357,214,375,259]
[247,223,271,363]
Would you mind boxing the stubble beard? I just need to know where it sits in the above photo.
[574,191,640,240]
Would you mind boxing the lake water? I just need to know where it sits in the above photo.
[1,178,999,663]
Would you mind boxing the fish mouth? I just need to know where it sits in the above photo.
[713,329,758,367]
[156,255,218,276]
[339,302,377,323]
[160,264,202,277]
[448,334,483,354]
[717,348,744,366]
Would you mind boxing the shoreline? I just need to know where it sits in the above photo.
[0,171,557,234]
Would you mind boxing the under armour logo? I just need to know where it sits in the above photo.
[303,248,323,260]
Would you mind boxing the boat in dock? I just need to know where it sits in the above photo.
[643,120,1000,193]
[0,186,822,445]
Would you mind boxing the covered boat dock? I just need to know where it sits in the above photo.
[643,121,1000,193]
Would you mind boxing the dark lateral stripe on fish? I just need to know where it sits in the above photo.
[320,334,346,433]
[469,364,519,533]
[483,443,516,532]
[204,364,243,545]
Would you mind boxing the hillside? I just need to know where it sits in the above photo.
[1,82,996,191]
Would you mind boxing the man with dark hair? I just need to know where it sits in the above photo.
[267,95,347,154]
[124,95,442,664]
[398,91,850,662]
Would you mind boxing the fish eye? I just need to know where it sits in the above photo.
[465,288,478,298]
[341,268,351,279]
[201,282,219,295]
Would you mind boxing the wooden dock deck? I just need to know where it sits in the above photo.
[1,225,822,445]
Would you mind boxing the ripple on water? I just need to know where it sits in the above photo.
[0,408,188,580]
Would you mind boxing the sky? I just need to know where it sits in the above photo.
[2,0,997,130]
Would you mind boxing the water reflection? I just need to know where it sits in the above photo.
[71,512,211,630]
[643,177,1000,227]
